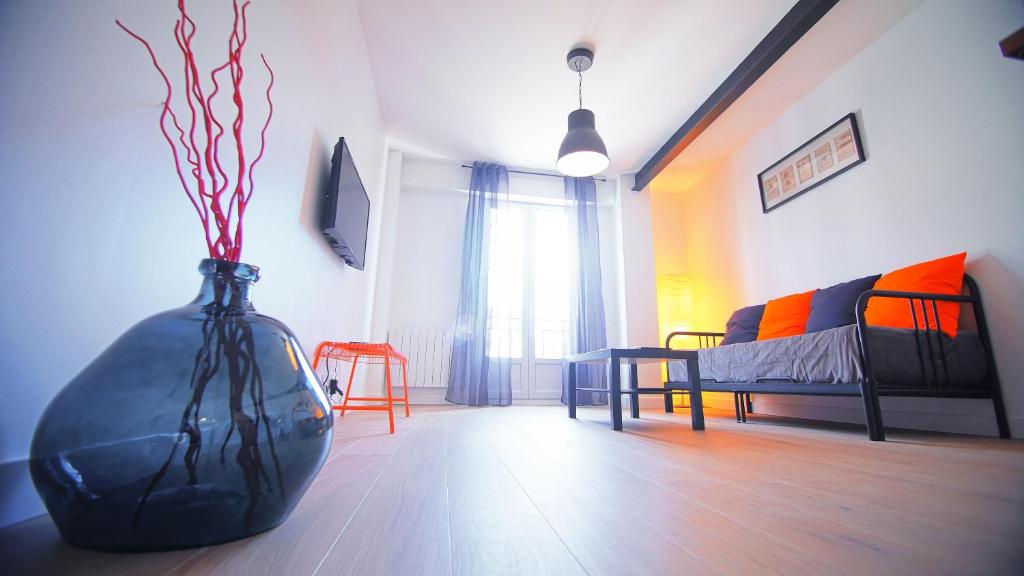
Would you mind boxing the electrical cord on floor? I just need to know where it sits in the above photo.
[319,357,344,404]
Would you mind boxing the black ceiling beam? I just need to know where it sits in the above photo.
[999,26,1024,60]
[631,0,840,191]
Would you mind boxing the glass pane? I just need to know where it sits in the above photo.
[487,207,524,359]
[533,208,570,359]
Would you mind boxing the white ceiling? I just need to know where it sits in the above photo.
[355,0,799,175]
[651,0,923,193]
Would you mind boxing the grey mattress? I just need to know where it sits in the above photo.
[666,324,988,388]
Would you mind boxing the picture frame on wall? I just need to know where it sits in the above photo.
[758,112,866,213]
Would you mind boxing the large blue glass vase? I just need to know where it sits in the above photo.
[30,259,333,551]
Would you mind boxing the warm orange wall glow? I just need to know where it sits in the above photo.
[650,183,744,338]
[649,192,687,276]
[656,274,693,347]
[655,273,689,396]
[650,178,746,409]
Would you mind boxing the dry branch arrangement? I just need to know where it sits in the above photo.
[117,0,274,261]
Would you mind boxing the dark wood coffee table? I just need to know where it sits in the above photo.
[566,347,703,431]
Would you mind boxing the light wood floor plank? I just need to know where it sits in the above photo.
[559,407,1024,574]
[483,409,845,576]
[496,409,974,575]
[633,411,1024,535]
[473,416,721,576]
[2,406,1021,576]
[447,410,586,576]
[566,407,1024,531]
[170,451,396,575]
[314,417,452,576]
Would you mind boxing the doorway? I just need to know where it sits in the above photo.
[487,203,570,401]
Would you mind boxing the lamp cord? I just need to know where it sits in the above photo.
[577,62,583,109]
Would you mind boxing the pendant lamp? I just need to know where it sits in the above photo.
[557,47,609,177]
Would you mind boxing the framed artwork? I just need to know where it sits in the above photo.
[758,112,865,213]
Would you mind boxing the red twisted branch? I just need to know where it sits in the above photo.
[207,61,232,197]
[115,19,214,256]
[225,1,250,261]
[176,3,231,258]
[117,0,273,262]
[246,54,275,208]
[232,54,274,262]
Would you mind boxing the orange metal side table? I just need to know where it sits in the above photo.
[311,341,409,433]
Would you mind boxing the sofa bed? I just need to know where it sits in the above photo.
[663,253,1010,441]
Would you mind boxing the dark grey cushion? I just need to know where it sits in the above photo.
[721,304,766,345]
[805,274,881,333]
[863,326,988,388]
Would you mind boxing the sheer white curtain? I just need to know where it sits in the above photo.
[446,163,513,406]
[562,176,608,405]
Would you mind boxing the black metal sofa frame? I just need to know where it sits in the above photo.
[664,275,1011,441]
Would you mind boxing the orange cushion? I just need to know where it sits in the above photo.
[864,252,965,338]
[757,290,816,340]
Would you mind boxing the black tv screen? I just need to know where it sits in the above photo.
[320,138,370,270]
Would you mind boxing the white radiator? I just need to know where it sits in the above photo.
[388,327,454,388]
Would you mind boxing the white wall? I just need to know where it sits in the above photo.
[369,149,404,340]
[615,174,663,396]
[387,160,470,331]
[0,0,387,527]
[664,0,1024,435]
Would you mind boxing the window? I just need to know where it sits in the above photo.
[486,204,570,361]
[486,206,523,358]
[531,208,569,359]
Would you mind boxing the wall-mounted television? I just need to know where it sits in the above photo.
[320,137,370,270]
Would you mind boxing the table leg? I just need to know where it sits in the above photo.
[686,357,704,431]
[629,363,639,419]
[401,360,410,417]
[568,361,577,419]
[385,355,395,434]
[311,343,325,371]
[340,354,359,416]
[610,357,622,431]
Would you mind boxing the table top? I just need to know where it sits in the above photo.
[566,347,697,364]
[313,341,408,364]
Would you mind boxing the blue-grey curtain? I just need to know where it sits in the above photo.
[446,162,512,406]
[561,176,608,406]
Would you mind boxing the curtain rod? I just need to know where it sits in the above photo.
[460,164,607,182]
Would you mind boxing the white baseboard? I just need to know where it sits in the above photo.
[391,387,562,406]
[390,386,449,404]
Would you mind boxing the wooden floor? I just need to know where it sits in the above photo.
[2,406,1023,575]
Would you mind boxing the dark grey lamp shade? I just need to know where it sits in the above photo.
[557,108,609,177]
